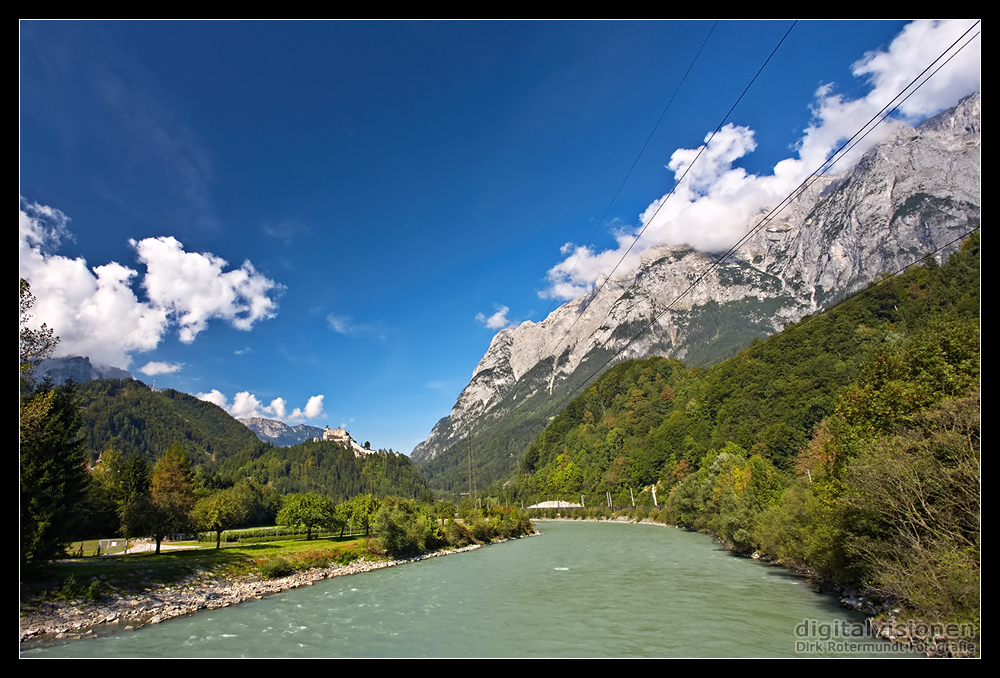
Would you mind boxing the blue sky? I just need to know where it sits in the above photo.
[19,20,981,454]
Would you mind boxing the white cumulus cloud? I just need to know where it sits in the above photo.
[476,304,513,329]
[303,395,325,419]
[195,388,229,410]
[138,361,182,376]
[229,391,266,419]
[269,397,287,419]
[19,198,282,367]
[133,235,280,342]
[194,390,326,423]
[541,20,981,300]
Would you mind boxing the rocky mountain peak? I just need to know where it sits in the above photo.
[410,94,980,489]
[238,417,324,447]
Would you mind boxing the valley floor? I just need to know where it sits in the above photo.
[20,541,493,650]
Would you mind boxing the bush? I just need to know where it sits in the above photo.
[373,502,418,557]
[467,517,492,543]
[295,551,331,570]
[57,574,83,600]
[52,575,108,602]
[443,519,474,547]
[259,556,295,578]
[86,579,109,601]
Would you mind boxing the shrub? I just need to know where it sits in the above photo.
[259,556,295,578]
[57,574,83,600]
[468,517,492,543]
[296,551,331,570]
[373,503,418,557]
[86,579,109,601]
[444,519,474,547]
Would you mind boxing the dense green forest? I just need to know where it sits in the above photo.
[225,440,429,501]
[511,235,980,630]
[72,379,428,503]
[22,378,427,548]
[76,379,268,468]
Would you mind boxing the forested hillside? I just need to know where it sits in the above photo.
[515,234,979,629]
[412,93,981,495]
[74,380,428,503]
[217,440,428,501]
[76,379,268,468]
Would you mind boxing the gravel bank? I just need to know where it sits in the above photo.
[20,543,487,648]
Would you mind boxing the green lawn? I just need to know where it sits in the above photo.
[24,535,374,602]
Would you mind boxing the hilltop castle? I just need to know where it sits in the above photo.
[315,425,375,457]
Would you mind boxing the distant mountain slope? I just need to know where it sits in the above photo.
[518,233,980,501]
[238,417,324,447]
[412,93,981,493]
[74,379,428,500]
[35,356,133,385]
[75,378,268,469]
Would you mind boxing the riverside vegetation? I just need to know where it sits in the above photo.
[21,279,532,641]
[19,235,978,655]
[509,235,980,654]
[20,497,534,645]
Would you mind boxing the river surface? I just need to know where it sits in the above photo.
[24,521,917,658]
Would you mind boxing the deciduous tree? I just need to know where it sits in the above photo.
[19,278,58,389]
[276,493,337,540]
[147,444,195,553]
[194,486,250,549]
[348,493,379,536]
[842,393,980,621]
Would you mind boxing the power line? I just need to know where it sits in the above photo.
[498,22,726,415]
[549,21,797,350]
[718,226,980,371]
[535,22,980,421]
[503,21,795,414]
[539,21,719,319]
[540,224,979,430]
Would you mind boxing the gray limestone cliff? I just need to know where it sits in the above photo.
[35,356,133,386]
[238,417,324,447]
[411,94,980,490]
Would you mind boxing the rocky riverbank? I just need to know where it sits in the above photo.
[20,543,488,649]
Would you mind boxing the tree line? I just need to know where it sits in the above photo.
[18,278,416,566]
[509,235,980,630]
[69,379,431,502]
[20,278,531,567]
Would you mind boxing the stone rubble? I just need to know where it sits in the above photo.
[20,543,486,647]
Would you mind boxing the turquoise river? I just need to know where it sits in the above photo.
[23,520,919,658]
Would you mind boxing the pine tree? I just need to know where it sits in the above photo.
[20,382,88,567]
[20,278,88,568]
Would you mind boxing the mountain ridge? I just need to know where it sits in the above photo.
[411,93,981,491]
[237,417,325,447]
[35,356,133,386]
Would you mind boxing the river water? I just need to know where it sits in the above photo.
[24,521,916,658]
